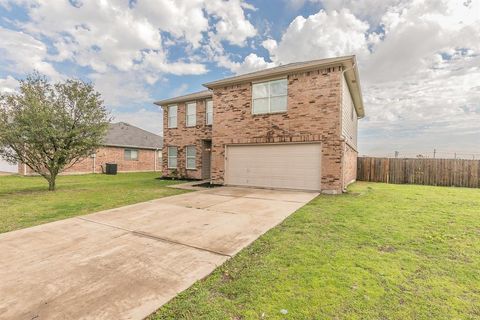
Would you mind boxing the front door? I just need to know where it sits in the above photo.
[202,140,212,180]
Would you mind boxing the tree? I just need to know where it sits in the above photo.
[0,73,110,191]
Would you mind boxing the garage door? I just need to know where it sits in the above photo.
[225,143,321,191]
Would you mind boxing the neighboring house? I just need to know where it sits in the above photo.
[155,55,365,193]
[19,122,163,175]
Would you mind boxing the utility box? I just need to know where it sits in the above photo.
[105,163,117,175]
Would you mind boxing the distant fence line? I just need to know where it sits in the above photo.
[357,157,480,188]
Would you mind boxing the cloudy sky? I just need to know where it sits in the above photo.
[0,0,479,158]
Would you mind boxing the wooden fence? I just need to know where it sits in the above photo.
[357,157,480,188]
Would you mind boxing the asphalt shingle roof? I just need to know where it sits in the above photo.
[103,122,163,149]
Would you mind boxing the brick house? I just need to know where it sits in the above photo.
[19,122,163,175]
[155,55,365,193]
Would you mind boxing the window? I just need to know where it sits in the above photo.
[124,149,138,161]
[186,102,196,127]
[186,146,196,169]
[167,146,177,169]
[206,99,213,125]
[252,78,287,114]
[168,105,177,128]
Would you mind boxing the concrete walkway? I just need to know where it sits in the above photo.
[0,186,318,320]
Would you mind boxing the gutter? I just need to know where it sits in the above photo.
[102,144,162,150]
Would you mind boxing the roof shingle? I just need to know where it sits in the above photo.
[103,122,163,149]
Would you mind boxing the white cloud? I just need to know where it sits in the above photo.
[205,0,257,46]
[113,108,163,135]
[218,53,276,75]
[321,0,410,25]
[264,9,371,63]
[0,75,18,93]
[140,51,207,76]
[88,71,152,108]
[14,0,257,76]
[251,0,480,155]
[0,27,60,79]
[133,0,208,48]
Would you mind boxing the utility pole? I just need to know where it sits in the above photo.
[433,149,436,159]
[394,151,399,158]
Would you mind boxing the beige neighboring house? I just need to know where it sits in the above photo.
[155,55,365,194]
[19,122,163,175]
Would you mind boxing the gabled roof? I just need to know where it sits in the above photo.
[154,89,212,106]
[103,122,163,150]
[154,55,365,118]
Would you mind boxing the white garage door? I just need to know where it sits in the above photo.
[225,143,322,191]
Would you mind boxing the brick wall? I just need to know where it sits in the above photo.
[19,146,160,175]
[342,142,358,188]
[162,99,212,179]
[211,66,345,193]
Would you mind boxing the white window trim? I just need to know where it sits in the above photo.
[252,78,288,115]
[185,101,197,127]
[167,146,178,169]
[124,148,139,161]
[168,105,177,128]
[186,145,196,170]
[205,99,213,125]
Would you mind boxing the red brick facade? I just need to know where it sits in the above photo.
[162,100,212,180]
[161,64,360,193]
[19,146,160,175]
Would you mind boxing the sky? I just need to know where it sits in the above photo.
[0,0,479,159]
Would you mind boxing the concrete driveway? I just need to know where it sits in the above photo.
[0,186,317,320]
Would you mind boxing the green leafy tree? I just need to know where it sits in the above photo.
[0,73,110,191]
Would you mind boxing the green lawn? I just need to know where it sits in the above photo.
[151,182,480,320]
[0,172,187,233]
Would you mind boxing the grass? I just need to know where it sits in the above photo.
[150,182,480,320]
[0,172,187,233]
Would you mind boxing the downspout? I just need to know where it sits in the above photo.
[154,148,159,172]
[340,63,355,193]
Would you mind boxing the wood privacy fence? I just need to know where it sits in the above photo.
[357,157,480,188]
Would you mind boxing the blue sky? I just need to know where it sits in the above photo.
[0,0,479,159]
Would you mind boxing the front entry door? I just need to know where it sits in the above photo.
[202,140,212,180]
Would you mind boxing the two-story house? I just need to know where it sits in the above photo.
[155,55,365,194]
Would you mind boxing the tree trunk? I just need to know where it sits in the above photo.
[48,177,56,191]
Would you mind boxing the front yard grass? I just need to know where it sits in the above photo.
[0,172,186,233]
[151,182,480,320]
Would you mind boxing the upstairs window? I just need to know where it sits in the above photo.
[124,149,138,161]
[206,99,213,125]
[186,102,196,127]
[186,146,196,169]
[252,78,287,114]
[168,105,177,128]
[167,146,177,169]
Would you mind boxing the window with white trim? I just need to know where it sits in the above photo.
[124,148,138,161]
[206,99,213,125]
[186,146,196,169]
[167,146,177,169]
[186,102,196,127]
[168,105,177,128]
[252,78,287,114]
